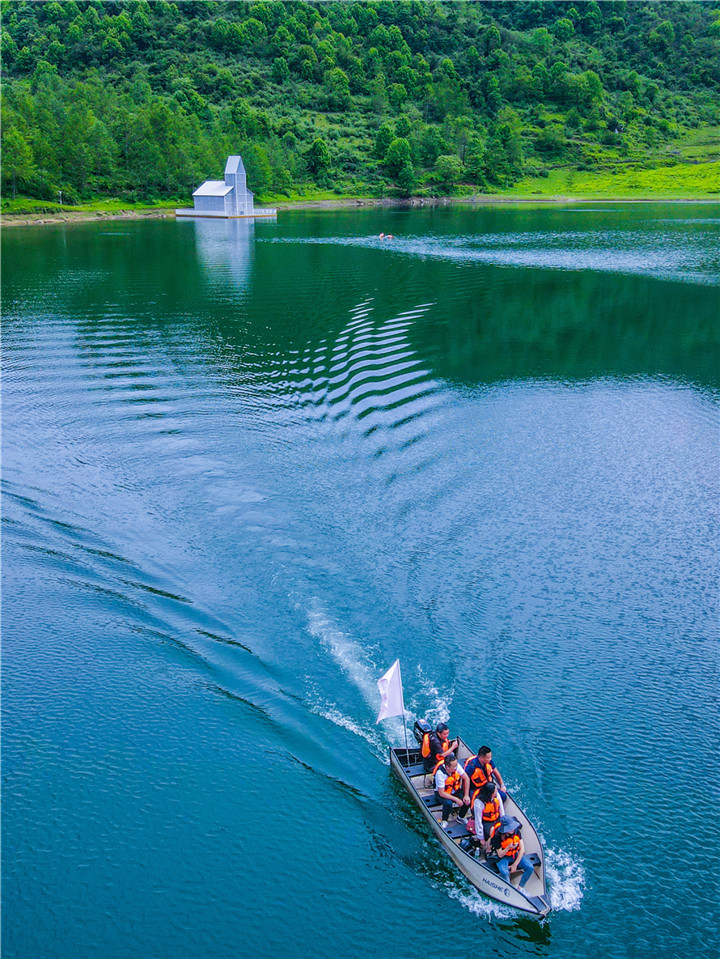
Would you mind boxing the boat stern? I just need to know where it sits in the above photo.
[526,893,552,917]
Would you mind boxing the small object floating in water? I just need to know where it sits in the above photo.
[390,726,552,917]
[378,233,394,240]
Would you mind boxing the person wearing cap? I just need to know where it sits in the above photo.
[489,816,535,889]
[464,745,507,801]
[434,754,471,829]
[423,722,459,774]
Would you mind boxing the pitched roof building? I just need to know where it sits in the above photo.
[176,155,276,219]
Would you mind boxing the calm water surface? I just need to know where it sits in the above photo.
[3,205,719,958]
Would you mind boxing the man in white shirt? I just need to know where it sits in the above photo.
[434,754,471,829]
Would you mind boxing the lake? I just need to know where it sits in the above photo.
[2,204,718,959]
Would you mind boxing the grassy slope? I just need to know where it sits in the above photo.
[501,127,720,198]
[503,160,720,200]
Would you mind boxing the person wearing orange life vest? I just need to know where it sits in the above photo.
[422,722,459,774]
[472,781,506,850]
[489,816,535,890]
[464,745,508,801]
[434,754,471,829]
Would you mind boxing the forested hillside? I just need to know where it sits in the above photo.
[2,0,719,206]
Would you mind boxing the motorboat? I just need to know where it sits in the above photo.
[390,733,551,917]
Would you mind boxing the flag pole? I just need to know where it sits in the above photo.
[397,659,410,767]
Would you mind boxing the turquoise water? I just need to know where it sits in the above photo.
[2,205,719,958]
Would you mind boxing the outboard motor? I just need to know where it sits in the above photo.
[412,718,432,746]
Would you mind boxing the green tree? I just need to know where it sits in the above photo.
[101,35,124,61]
[433,154,463,191]
[486,75,502,113]
[271,26,292,56]
[324,67,350,109]
[649,20,675,51]
[388,82,407,111]
[1,31,18,65]
[395,115,411,138]
[466,148,488,187]
[384,137,411,177]
[244,143,273,196]
[272,57,290,84]
[370,75,388,112]
[531,27,553,55]
[306,136,331,180]
[482,25,501,54]
[582,70,604,109]
[2,126,36,197]
[535,125,566,156]
[396,160,415,196]
[532,61,549,97]
[553,18,575,42]
[374,122,394,159]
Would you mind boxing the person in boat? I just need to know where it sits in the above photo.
[422,722,459,774]
[489,816,535,890]
[435,754,471,829]
[473,781,505,850]
[464,745,507,800]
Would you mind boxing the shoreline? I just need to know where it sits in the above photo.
[3,193,719,227]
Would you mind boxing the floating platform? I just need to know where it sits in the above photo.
[175,208,277,218]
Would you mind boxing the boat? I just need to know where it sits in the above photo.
[390,735,551,917]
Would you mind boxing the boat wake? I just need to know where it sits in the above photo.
[544,846,586,912]
[305,600,457,750]
[268,231,720,286]
[306,601,380,711]
[307,696,388,762]
[406,666,454,731]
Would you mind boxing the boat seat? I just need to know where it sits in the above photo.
[443,820,470,839]
[402,762,427,778]
[422,795,441,810]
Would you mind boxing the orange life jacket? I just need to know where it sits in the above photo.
[500,833,521,859]
[481,796,502,822]
[439,769,462,795]
[421,733,432,758]
[466,758,494,790]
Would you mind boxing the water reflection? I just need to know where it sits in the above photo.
[191,218,255,290]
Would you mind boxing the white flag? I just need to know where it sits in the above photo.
[376,659,404,723]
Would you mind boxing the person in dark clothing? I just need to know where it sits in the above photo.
[422,722,459,774]
[464,745,507,800]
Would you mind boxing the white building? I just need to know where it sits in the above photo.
[176,155,276,219]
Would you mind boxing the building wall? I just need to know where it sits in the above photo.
[194,194,227,214]
[225,172,246,214]
[224,173,256,215]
